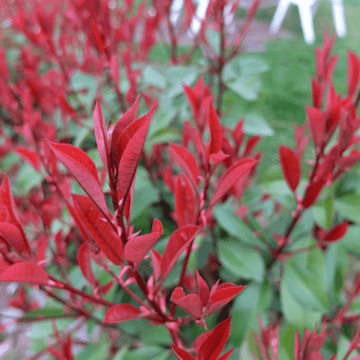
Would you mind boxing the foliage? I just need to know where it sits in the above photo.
[0,0,360,359]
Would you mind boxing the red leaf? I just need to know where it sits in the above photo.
[306,106,325,148]
[66,201,90,243]
[72,194,123,265]
[197,317,232,360]
[111,96,140,168]
[48,142,108,215]
[168,143,199,188]
[171,289,203,318]
[207,285,245,316]
[0,222,28,254]
[118,109,153,197]
[14,147,41,170]
[324,222,349,242]
[0,176,30,253]
[110,54,120,85]
[0,262,48,284]
[207,103,222,155]
[348,51,360,99]
[78,243,99,288]
[217,349,234,360]
[303,179,326,208]
[173,175,196,227]
[104,304,143,323]
[209,159,257,209]
[279,145,301,192]
[92,22,105,53]
[243,136,261,157]
[171,344,196,360]
[93,100,109,173]
[161,225,198,281]
[151,249,162,281]
[196,270,209,307]
[183,84,199,119]
[124,218,163,266]
[0,175,22,228]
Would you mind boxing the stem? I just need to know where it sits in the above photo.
[216,0,226,116]
[166,13,178,64]
[48,275,115,307]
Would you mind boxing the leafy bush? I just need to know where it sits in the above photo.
[1,1,360,359]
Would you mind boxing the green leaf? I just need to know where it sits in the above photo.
[281,276,322,332]
[243,114,274,136]
[70,71,97,111]
[336,336,359,360]
[218,240,264,282]
[113,347,129,360]
[143,66,167,89]
[25,308,69,318]
[336,193,360,223]
[142,326,172,346]
[132,167,159,220]
[166,66,199,98]
[15,162,44,194]
[237,56,270,76]
[226,76,261,101]
[230,281,271,347]
[75,343,110,360]
[283,250,329,312]
[214,202,266,249]
[124,346,167,360]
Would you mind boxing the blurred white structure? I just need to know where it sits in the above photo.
[170,0,254,37]
[269,0,347,44]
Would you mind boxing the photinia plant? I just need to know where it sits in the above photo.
[1,0,360,358]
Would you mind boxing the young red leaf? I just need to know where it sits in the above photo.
[115,112,149,168]
[302,179,326,208]
[0,176,30,253]
[92,22,105,53]
[209,159,257,209]
[207,103,222,155]
[183,122,207,162]
[306,106,325,148]
[48,142,108,215]
[279,145,301,192]
[0,222,28,255]
[183,84,199,119]
[171,344,196,360]
[207,284,245,316]
[117,118,151,198]
[110,54,120,85]
[217,348,234,360]
[171,287,203,318]
[347,51,360,99]
[0,262,48,284]
[196,270,209,307]
[66,201,90,243]
[243,136,261,157]
[168,143,200,188]
[72,194,123,265]
[173,175,196,227]
[151,249,162,281]
[103,304,143,323]
[324,222,349,242]
[111,96,140,167]
[0,175,22,228]
[197,317,232,360]
[78,243,99,288]
[93,100,110,173]
[14,146,41,170]
[161,225,198,281]
[124,218,163,266]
